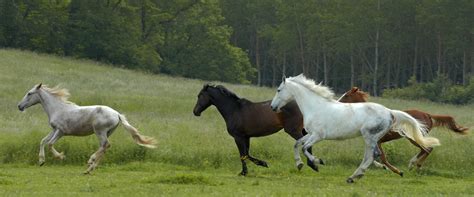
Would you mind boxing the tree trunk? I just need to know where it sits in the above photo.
[323,49,328,85]
[373,0,380,96]
[255,30,261,86]
[463,50,467,85]
[296,21,306,75]
[282,51,287,77]
[350,49,355,87]
[412,36,418,81]
[395,47,401,87]
[437,32,442,76]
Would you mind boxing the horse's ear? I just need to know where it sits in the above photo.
[203,84,209,90]
[282,75,286,84]
[351,87,359,93]
[36,83,42,89]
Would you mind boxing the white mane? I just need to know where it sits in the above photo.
[287,74,335,101]
[42,85,76,105]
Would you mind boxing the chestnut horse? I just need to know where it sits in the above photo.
[338,87,468,176]
[193,84,317,176]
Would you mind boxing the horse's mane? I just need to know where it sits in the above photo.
[42,85,76,105]
[288,74,335,101]
[354,88,370,101]
[206,84,240,100]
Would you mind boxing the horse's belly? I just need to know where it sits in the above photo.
[325,129,361,140]
[62,124,94,136]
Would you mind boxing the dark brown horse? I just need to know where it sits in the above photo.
[339,87,469,176]
[193,84,321,176]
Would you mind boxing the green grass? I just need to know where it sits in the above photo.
[0,49,473,196]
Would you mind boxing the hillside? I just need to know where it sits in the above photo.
[0,49,473,196]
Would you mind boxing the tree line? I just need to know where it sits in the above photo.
[1,0,473,97]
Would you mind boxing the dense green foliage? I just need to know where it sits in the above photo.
[221,0,474,94]
[383,76,474,104]
[0,0,253,83]
[1,50,473,195]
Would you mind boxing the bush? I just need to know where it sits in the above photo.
[383,76,474,105]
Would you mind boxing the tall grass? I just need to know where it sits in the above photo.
[0,49,473,177]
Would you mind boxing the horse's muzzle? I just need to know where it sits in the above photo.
[18,105,24,111]
[271,105,278,112]
[193,110,201,116]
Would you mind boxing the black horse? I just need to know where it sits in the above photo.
[193,84,319,176]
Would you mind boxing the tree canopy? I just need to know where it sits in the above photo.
[1,0,473,96]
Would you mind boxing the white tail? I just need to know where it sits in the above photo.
[118,114,156,148]
[390,110,440,148]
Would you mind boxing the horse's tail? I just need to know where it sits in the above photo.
[390,110,440,149]
[429,114,469,135]
[118,114,157,148]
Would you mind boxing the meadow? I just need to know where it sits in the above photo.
[0,49,473,196]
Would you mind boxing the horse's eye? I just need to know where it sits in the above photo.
[277,90,281,92]
[27,93,32,96]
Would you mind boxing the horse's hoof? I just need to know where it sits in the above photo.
[346,178,355,183]
[39,161,45,166]
[383,165,387,170]
[307,161,319,172]
[319,159,325,165]
[56,154,65,160]
[297,163,304,171]
[239,171,247,176]
[259,161,269,168]
[399,172,404,177]
[83,171,91,175]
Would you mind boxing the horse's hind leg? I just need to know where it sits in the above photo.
[377,142,404,176]
[347,142,376,183]
[415,147,433,168]
[407,138,432,170]
[38,130,55,166]
[244,138,268,168]
[409,147,433,170]
[47,129,65,160]
[85,132,110,174]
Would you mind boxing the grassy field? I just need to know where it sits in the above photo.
[0,49,473,196]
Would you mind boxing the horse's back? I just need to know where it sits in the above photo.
[238,101,283,136]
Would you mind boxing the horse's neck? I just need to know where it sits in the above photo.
[38,90,71,120]
[290,83,332,119]
[212,96,240,122]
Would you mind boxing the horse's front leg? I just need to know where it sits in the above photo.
[234,136,249,176]
[47,130,65,160]
[302,134,323,172]
[294,134,310,170]
[38,130,55,166]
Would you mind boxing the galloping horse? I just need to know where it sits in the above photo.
[270,75,440,183]
[18,84,156,174]
[338,87,468,175]
[193,84,317,176]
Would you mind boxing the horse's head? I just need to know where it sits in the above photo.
[338,87,369,103]
[193,84,214,116]
[271,77,293,112]
[18,83,43,111]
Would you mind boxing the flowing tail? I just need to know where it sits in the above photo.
[390,110,440,149]
[118,114,157,148]
[430,114,469,135]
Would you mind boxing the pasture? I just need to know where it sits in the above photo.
[0,49,473,196]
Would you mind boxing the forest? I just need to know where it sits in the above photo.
[1,0,473,102]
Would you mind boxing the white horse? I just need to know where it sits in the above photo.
[18,83,156,174]
[270,75,440,183]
